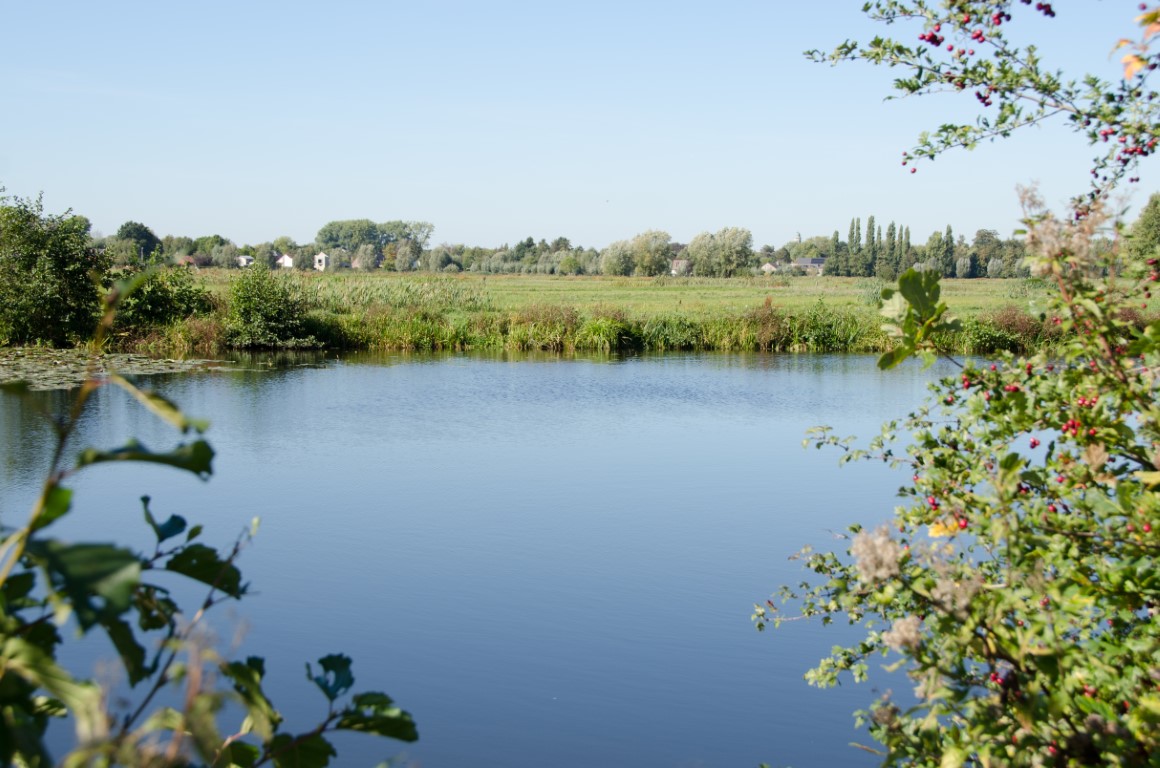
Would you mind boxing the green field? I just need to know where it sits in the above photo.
[201,269,1056,317]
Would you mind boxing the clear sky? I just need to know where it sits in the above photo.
[1,1,1155,250]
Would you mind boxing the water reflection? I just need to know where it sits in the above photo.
[0,351,948,767]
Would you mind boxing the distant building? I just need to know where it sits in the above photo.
[793,257,826,275]
[314,252,330,271]
[275,253,295,269]
[670,258,691,276]
[236,254,255,268]
[760,262,777,275]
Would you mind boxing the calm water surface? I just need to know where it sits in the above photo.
[0,352,947,767]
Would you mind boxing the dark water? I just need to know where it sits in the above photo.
[0,352,945,767]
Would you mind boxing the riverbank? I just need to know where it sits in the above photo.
[110,271,1089,357]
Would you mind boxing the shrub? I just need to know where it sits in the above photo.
[224,265,316,348]
[0,193,108,346]
[765,4,1160,764]
[113,265,213,332]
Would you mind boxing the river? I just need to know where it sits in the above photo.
[0,351,947,767]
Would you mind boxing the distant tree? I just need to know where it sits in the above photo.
[162,235,195,259]
[316,219,380,253]
[210,242,239,269]
[924,230,944,272]
[599,239,634,276]
[115,221,162,262]
[253,242,278,269]
[293,245,315,271]
[1126,192,1160,262]
[941,224,956,277]
[630,230,673,276]
[272,235,297,257]
[685,227,752,277]
[557,253,582,275]
[353,243,380,270]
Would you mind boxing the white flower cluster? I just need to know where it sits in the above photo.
[931,574,980,620]
[882,615,922,652]
[1019,186,1111,278]
[850,525,903,583]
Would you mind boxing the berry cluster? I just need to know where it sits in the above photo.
[1019,0,1056,17]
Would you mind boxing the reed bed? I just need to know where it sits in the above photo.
[123,271,1117,357]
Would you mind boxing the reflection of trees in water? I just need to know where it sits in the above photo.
[0,388,72,494]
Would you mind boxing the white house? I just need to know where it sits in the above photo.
[275,253,294,269]
[314,252,330,271]
[236,254,254,268]
[760,262,777,275]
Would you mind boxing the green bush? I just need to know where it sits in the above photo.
[0,193,108,346]
[224,266,316,348]
[113,266,213,332]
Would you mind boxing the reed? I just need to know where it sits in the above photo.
[121,271,1109,357]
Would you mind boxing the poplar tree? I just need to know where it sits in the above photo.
[942,224,955,277]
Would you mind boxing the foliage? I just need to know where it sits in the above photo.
[115,221,162,262]
[0,192,108,347]
[0,291,416,765]
[686,227,754,277]
[112,266,214,333]
[759,4,1160,765]
[224,265,315,348]
[1126,193,1160,263]
[807,1,1160,206]
[760,198,1160,766]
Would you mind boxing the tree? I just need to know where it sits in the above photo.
[316,219,381,254]
[941,224,956,277]
[115,221,162,262]
[599,239,634,276]
[630,230,673,276]
[0,193,108,346]
[1126,192,1160,263]
[686,227,753,277]
[762,4,1160,765]
[972,229,1003,278]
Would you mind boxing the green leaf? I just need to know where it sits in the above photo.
[268,732,337,768]
[32,485,72,532]
[141,495,186,544]
[165,544,244,598]
[336,692,419,743]
[101,615,150,686]
[878,344,914,370]
[222,741,261,768]
[221,656,282,740]
[1,571,37,606]
[25,540,141,630]
[0,636,105,744]
[108,373,209,434]
[307,654,354,702]
[76,438,214,479]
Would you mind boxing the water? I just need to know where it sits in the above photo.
[0,352,945,767]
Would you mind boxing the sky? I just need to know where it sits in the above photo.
[1,1,1156,251]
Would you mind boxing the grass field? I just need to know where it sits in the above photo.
[200,269,1057,317]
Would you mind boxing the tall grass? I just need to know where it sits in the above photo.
[116,270,1123,356]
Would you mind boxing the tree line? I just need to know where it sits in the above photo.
[93,206,1150,280]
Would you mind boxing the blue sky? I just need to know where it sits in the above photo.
[1,1,1154,250]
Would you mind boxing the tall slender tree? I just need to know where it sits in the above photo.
[942,224,956,277]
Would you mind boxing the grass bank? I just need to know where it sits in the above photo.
[118,270,1107,357]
